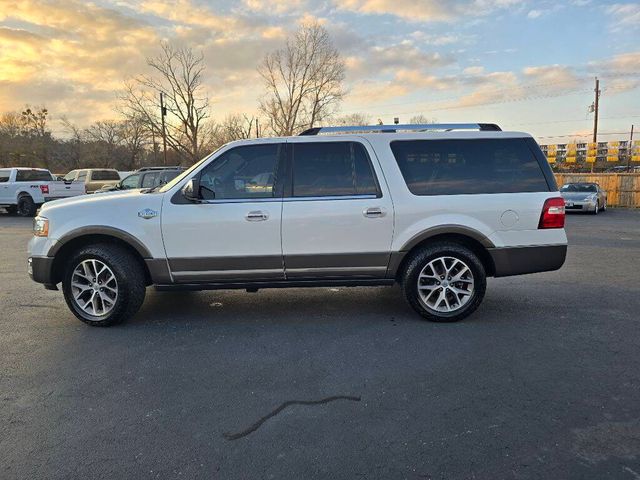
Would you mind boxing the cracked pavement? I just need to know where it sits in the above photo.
[1,210,640,479]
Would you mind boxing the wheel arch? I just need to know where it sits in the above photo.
[50,228,153,286]
[391,228,496,280]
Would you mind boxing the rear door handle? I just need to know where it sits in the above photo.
[364,207,386,218]
[245,210,269,221]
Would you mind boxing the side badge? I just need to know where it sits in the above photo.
[138,208,159,220]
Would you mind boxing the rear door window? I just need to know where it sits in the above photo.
[15,170,52,182]
[0,170,10,183]
[92,170,120,181]
[390,138,550,195]
[292,142,379,197]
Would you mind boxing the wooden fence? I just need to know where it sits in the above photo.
[554,173,640,207]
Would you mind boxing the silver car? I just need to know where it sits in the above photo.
[560,182,607,214]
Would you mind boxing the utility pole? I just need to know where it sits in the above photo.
[589,77,600,173]
[592,77,600,144]
[627,124,634,172]
[159,92,168,166]
[255,118,259,138]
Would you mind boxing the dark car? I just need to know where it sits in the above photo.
[96,167,184,193]
[560,182,607,214]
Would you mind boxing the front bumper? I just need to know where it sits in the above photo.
[28,256,58,290]
[564,200,597,212]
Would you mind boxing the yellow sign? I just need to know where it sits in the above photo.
[607,155,618,162]
[588,142,597,149]
[586,156,596,163]
[546,151,557,158]
[566,156,576,163]
[547,156,556,163]
[633,155,640,162]
[610,141,620,147]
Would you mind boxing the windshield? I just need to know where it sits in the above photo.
[560,184,597,193]
[157,147,224,193]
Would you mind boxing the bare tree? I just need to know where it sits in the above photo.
[60,116,85,170]
[0,111,23,137]
[258,22,345,136]
[84,120,122,168]
[120,43,210,163]
[21,106,51,168]
[211,114,257,147]
[120,117,148,170]
[409,114,437,124]
[335,112,372,126]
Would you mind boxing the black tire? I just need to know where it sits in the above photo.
[401,242,487,322]
[17,195,37,217]
[62,243,146,327]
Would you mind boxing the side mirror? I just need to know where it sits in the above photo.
[182,178,202,202]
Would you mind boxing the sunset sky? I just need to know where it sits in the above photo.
[0,0,638,140]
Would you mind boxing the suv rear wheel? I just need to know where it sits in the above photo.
[62,243,146,327]
[402,242,487,322]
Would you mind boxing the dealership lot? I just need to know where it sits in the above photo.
[1,210,639,479]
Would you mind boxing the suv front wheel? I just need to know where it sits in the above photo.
[402,242,487,322]
[62,243,146,326]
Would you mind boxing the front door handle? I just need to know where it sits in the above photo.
[363,207,386,218]
[245,210,269,221]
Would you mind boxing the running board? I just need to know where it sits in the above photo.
[154,278,395,291]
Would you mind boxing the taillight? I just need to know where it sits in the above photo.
[39,185,49,194]
[538,197,565,229]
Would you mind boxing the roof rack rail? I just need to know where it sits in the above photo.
[137,166,183,171]
[299,123,501,135]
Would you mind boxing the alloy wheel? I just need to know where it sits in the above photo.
[71,259,118,317]
[417,256,474,313]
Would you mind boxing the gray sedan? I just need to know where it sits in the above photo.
[560,182,607,214]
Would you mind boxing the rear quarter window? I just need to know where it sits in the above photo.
[91,170,120,181]
[390,138,551,195]
[15,170,53,182]
[0,170,10,183]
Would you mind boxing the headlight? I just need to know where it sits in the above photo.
[33,216,49,237]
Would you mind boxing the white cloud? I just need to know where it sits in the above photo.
[335,0,524,23]
[606,3,640,30]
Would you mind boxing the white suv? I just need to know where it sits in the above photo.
[28,123,567,326]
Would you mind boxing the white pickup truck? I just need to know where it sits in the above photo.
[0,167,85,216]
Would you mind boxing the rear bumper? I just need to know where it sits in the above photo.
[489,244,567,277]
[28,256,58,290]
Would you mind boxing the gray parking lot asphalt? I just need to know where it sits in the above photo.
[1,209,640,479]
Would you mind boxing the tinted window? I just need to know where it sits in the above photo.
[0,170,10,183]
[292,142,378,197]
[92,170,120,181]
[560,184,597,193]
[15,170,52,182]
[199,144,281,200]
[391,139,550,195]
[141,172,159,188]
[121,174,140,189]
